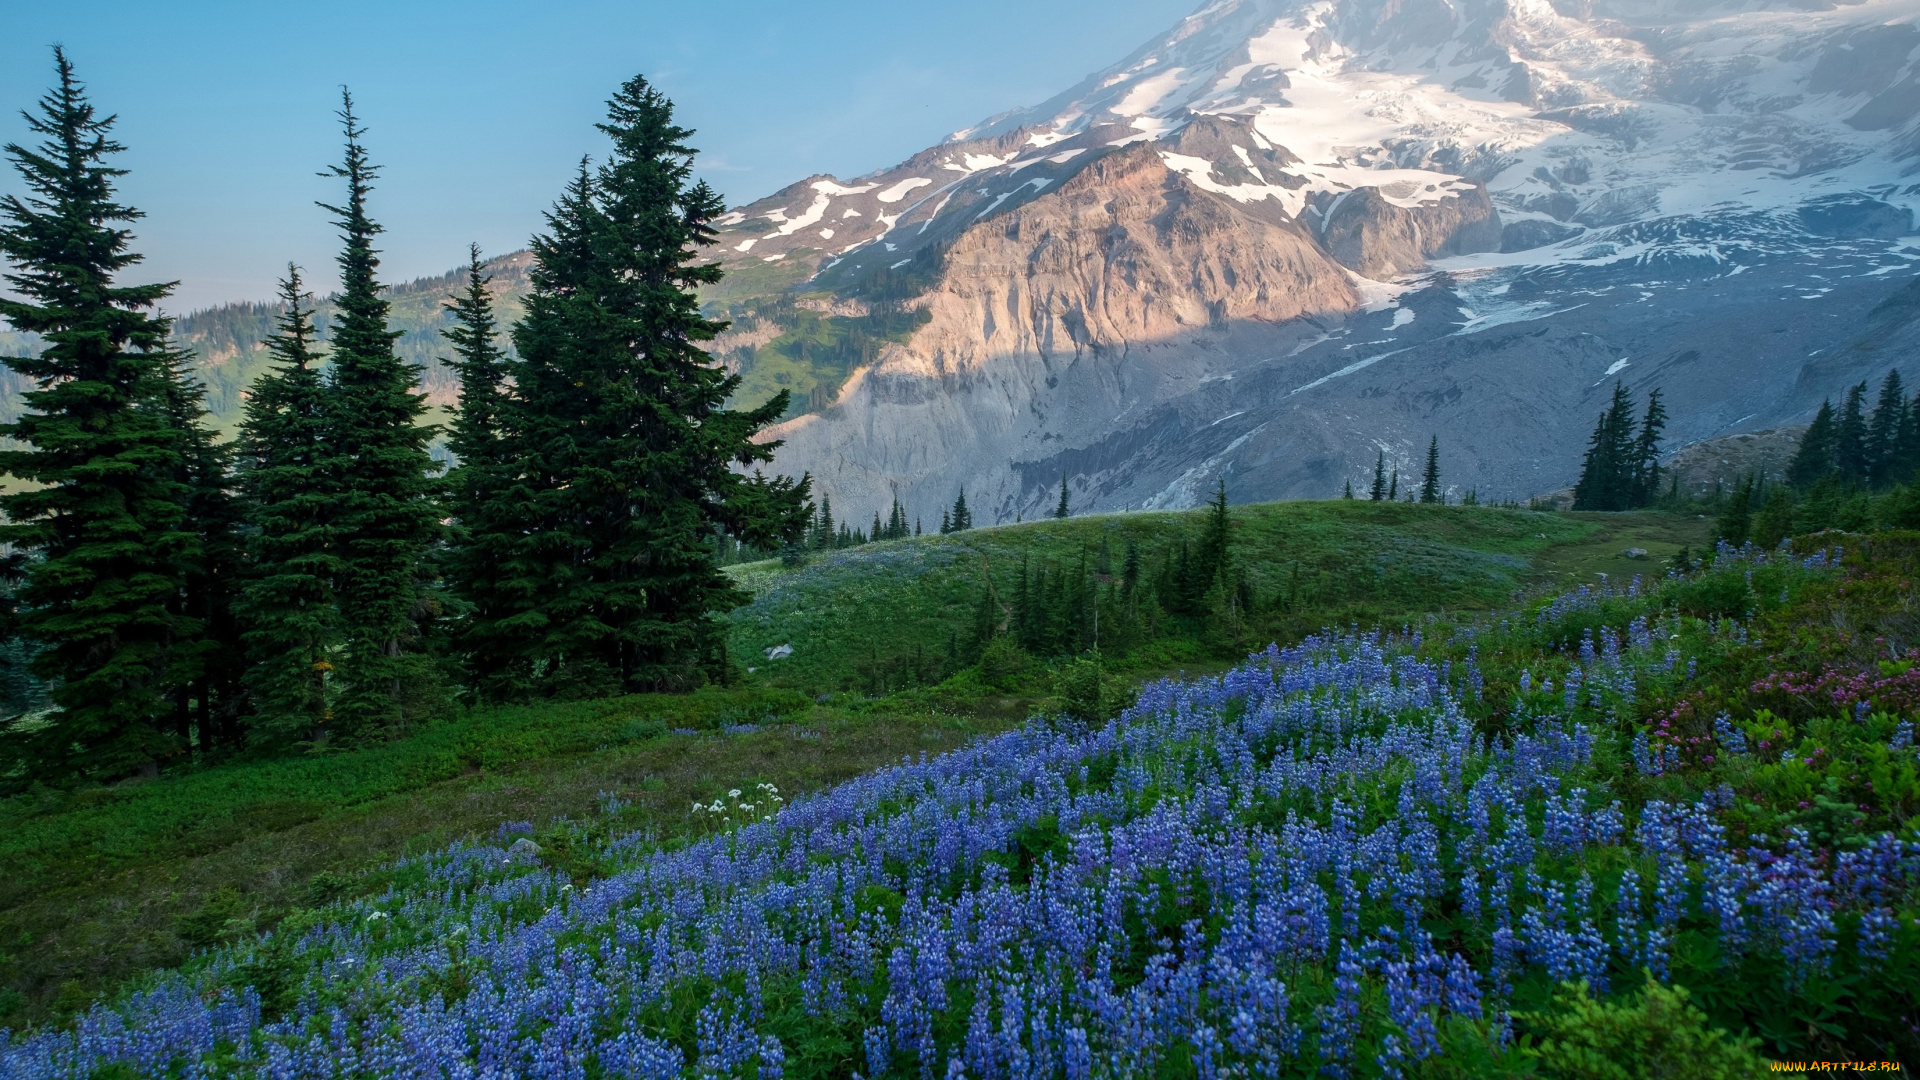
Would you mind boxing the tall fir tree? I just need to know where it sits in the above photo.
[1715,475,1754,545]
[0,49,197,779]
[504,76,809,693]
[316,92,444,729]
[949,489,972,532]
[234,269,340,743]
[1787,399,1838,488]
[1343,479,1354,499]
[156,336,245,751]
[1388,468,1398,502]
[1055,475,1070,519]
[1418,437,1441,504]
[1904,386,1920,483]
[441,245,526,700]
[1867,370,1906,487]
[1369,452,1387,501]
[1199,479,1231,590]
[814,495,836,548]
[1572,383,1636,511]
[967,565,1000,657]
[1631,388,1667,506]
[1834,381,1870,484]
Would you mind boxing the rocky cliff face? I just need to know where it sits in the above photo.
[761,136,1391,522]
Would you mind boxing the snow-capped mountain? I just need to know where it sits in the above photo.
[723,0,1920,522]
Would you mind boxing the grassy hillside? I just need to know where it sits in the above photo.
[0,501,1707,1029]
[6,522,1916,1074]
[725,501,1710,695]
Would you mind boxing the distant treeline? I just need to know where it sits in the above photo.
[1710,370,1920,546]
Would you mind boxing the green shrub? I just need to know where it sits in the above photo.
[174,887,248,950]
[1672,571,1751,617]
[977,637,1032,691]
[1057,657,1105,723]
[1519,977,1768,1080]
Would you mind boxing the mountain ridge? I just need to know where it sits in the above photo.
[705,0,1920,522]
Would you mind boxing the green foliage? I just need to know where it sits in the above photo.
[233,270,339,746]
[1715,476,1754,544]
[976,636,1032,692]
[1670,569,1751,617]
[159,338,247,752]
[0,49,199,781]
[173,887,249,950]
[1573,384,1665,511]
[1789,369,1920,493]
[0,683,981,1024]
[440,245,522,702]
[717,292,932,420]
[1055,655,1105,723]
[1835,381,1870,483]
[0,685,809,912]
[1420,435,1442,503]
[1790,399,1839,487]
[724,501,1671,698]
[315,92,445,734]
[493,75,810,695]
[1518,978,1767,1080]
[1750,486,1796,549]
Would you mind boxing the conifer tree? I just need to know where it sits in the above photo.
[1010,554,1029,645]
[815,495,836,549]
[234,270,339,743]
[315,93,443,728]
[1631,388,1666,506]
[1868,370,1905,487]
[1750,486,1796,548]
[0,49,196,779]
[967,566,999,657]
[1903,387,1920,482]
[1834,381,1869,484]
[1787,400,1837,488]
[939,509,951,534]
[1573,382,1636,511]
[1418,437,1441,504]
[1121,541,1140,598]
[504,76,809,692]
[157,336,244,751]
[872,512,884,542]
[1388,469,1398,501]
[441,245,524,700]
[1714,475,1754,545]
[1199,479,1231,590]
[1369,452,1387,501]
[949,490,972,532]
[1055,475,1070,519]
[1343,480,1354,499]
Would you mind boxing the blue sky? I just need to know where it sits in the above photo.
[1,0,1197,313]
